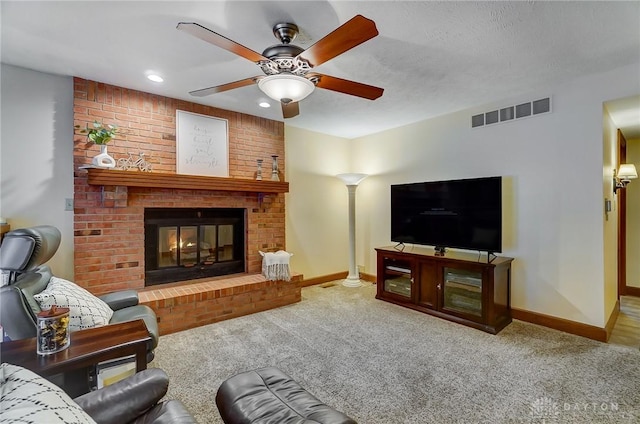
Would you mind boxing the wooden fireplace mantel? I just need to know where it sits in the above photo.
[85,168,289,194]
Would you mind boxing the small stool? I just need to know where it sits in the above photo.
[216,367,356,424]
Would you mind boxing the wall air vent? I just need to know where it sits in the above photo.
[485,110,499,125]
[471,114,484,128]
[471,96,551,129]
[515,102,532,118]
[532,98,551,115]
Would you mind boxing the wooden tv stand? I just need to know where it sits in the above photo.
[375,246,513,334]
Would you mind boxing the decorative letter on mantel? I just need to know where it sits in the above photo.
[176,110,229,177]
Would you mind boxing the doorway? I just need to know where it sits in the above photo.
[609,98,640,297]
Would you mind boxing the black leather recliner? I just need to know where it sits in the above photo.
[74,368,197,424]
[2,363,197,423]
[0,225,159,360]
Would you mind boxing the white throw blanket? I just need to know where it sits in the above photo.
[260,250,292,282]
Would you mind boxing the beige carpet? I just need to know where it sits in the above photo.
[151,282,640,423]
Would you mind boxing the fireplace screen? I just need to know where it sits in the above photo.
[145,208,245,286]
[157,224,234,268]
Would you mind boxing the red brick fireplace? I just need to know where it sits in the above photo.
[72,78,287,296]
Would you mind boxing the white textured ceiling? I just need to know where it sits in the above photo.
[1,1,639,139]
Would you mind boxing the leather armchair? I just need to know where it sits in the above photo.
[0,225,158,360]
[74,368,196,424]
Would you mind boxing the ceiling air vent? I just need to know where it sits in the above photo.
[472,97,551,129]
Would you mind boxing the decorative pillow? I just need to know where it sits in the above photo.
[0,363,97,423]
[33,277,113,331]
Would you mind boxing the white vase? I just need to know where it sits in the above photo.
[92,145,116,168]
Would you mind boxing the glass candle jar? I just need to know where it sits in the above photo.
[37,306,70,355]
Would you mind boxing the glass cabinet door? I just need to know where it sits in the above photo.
[383,259,413,298]
[442,268,482,317]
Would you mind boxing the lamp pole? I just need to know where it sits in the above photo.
[336,173,368,287]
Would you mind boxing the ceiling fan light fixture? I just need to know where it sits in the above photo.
[258,74,315,103]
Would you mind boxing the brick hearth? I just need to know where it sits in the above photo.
[139,273,302,335]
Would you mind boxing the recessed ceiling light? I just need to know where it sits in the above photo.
[147,74,164,83]
[259,102,271,108]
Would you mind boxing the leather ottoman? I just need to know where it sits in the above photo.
[215,367,356,424]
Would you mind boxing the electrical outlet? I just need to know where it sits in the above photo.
[65,198,74,211]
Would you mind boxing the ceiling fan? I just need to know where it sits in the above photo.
[176,15,384,118]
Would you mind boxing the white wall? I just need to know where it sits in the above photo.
[285,126,353,279]
[286,63,639,327]
[627,138,640,288]
[0,64,74,279]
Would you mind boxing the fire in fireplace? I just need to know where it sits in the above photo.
[144,208,245,286]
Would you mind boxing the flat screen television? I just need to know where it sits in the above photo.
[391,176,502,253]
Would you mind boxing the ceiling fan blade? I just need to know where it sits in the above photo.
[296,15,378,67]
[177,22,269,63]
[281,101,300,119]
[189,77,259,97]
[308,73,384,100]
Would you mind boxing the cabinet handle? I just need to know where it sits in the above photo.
[437,283,442,290]
[410,278,414,284]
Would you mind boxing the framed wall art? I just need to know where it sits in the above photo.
[176,110,229,177]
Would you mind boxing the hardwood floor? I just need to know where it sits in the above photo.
[609,295,640,348]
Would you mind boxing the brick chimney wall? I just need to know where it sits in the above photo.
[73,78,286,295]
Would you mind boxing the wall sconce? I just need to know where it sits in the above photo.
[613,163,638,194]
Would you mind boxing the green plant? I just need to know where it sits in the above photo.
[76,121,118,145]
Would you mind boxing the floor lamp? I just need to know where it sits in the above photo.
[336,173,368,287]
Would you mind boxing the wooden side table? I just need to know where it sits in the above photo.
[0,319,151,378]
